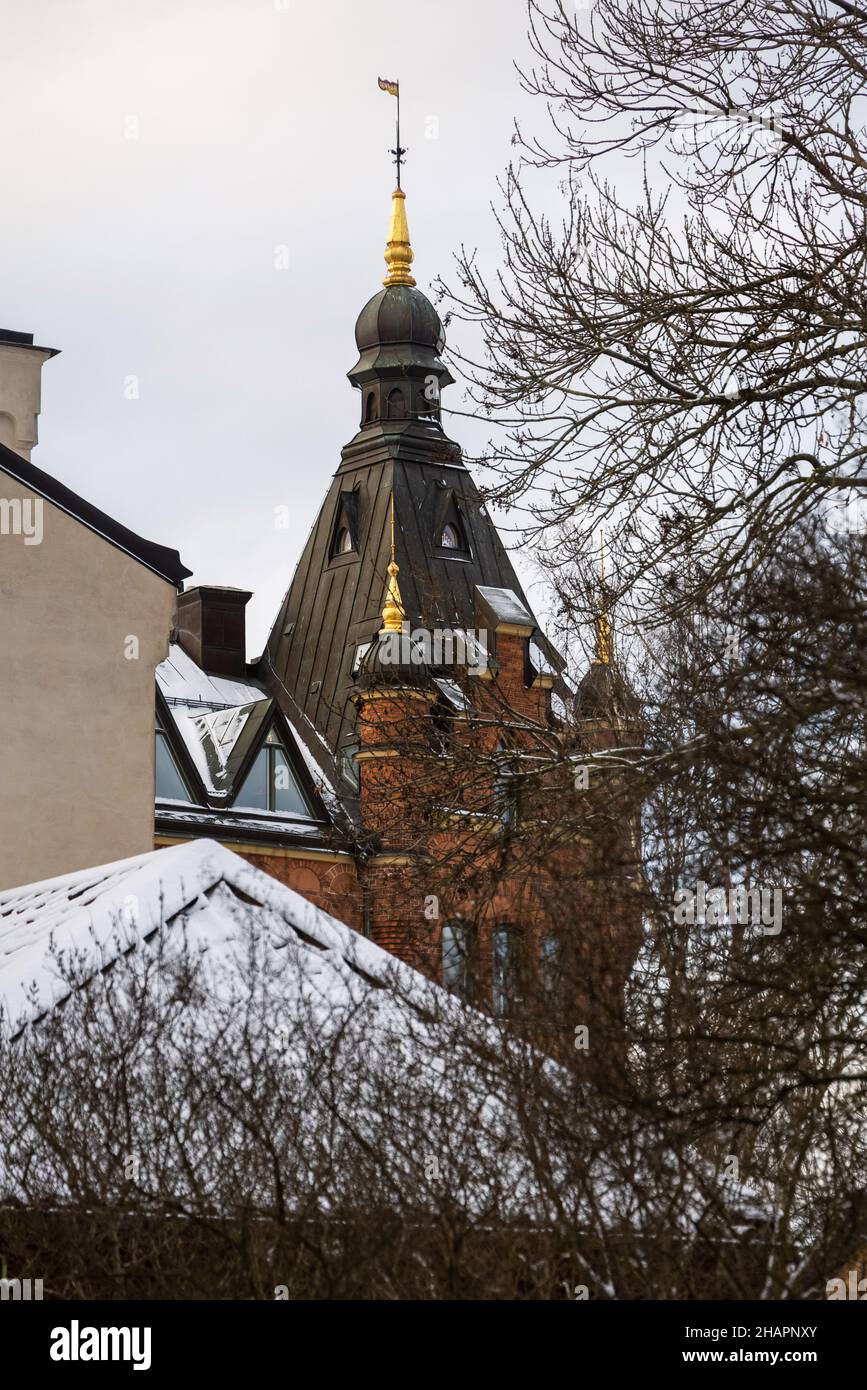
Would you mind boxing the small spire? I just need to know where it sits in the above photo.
[383,188,416,287]
[594,528,612,664]
[380,493,405,633]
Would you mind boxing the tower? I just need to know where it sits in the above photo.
[254,148,641,1035]
[255,182,564,806]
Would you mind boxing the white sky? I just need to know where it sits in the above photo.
[1,0,551,653]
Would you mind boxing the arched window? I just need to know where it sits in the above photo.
[334,526,353,555]
[364,391,377,423]
[440,522,461,549]
[442,920,473,998]
[386,387,405,419]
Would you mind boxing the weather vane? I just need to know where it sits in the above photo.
[378,77,406,187]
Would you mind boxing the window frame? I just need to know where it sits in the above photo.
[154,709,196,804]
[492,922,524,1017]
[233,727,314,817]
[442,919,474,999]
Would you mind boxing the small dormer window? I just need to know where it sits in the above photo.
[441,523,461,549]
[235,726,311,816]
[334,526,354,555]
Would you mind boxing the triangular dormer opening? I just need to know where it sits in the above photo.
[329,489,360,560]
[234,723,314,817]
[431,487,471,558]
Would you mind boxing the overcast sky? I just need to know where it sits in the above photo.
[0,0,557,653]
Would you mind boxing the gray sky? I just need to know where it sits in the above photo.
[2,0,548,653]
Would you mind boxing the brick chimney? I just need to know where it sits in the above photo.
[175,586,253,678]
[0,329,60,460]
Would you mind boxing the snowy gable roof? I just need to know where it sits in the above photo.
[0,840,407,1037]
[0,842,574,1222]
[0,845,771,1233]
[188,700,270,797]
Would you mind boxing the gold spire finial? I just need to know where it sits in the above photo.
[383,187,416,287]
[377,76,414,285]
[594,528,612,664]
[380,493,405,633]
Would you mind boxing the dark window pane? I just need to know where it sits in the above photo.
[235,747,269,810]
[442,920,470,995]
[155,732,191,803]
[541,936,566,1014]
[492,925,515,1016]
[340,742,360,791]
[271,748,309,815]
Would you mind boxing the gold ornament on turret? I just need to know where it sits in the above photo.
[594,528,613,665]
[380,493,405,633]
[383,187,416,287]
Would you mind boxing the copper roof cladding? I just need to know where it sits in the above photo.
[348,283,455,387]
[254,192,565,795]
[573,660,641,723]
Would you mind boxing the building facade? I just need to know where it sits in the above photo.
[152,186,641,1026]
[0,345,189,887]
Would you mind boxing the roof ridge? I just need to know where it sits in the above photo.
[0,443,191,588]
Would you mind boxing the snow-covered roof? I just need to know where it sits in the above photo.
[0,843,771,1233]
[475,585,535,630]
[0,840,404,1036]
[528,638,556,678]
[155,643,341,823]
[156,643,265,709]
[433,676,472,713]
[0,841,552,1218]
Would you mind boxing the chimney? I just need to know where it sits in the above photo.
[0,329,60,460]
[175,586,253,678]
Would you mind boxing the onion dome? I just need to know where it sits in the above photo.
[348,188,454,394]
[355,628,435,693]
[574,660,640,723]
